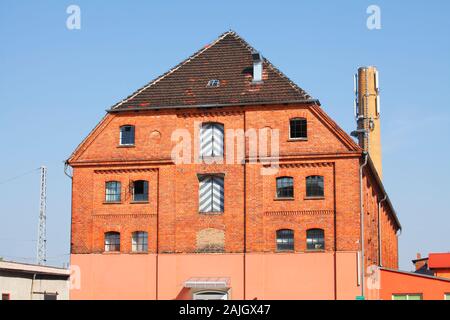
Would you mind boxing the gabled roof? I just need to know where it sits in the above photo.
[428,253,450,269]
[109,31,317,112]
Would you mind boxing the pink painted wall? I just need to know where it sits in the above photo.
[246,252,359,300]
[70,254,157,300]
[71,252,360,300]
[157,254,245,300]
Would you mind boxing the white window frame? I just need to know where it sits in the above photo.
[119,125,135,146]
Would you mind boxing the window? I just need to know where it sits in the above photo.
[289,118,307,139]
[105,181,121,202]
[207,79,220,87]
[276,177,294,198]
[445,293,450,300]
[392,294,423,300]
[199,175,224,213]
[306,176,324,197]
[132,231,148,252]
[104,232,120,252]
[2,293,10,300]
[200,123,224,157]
[120,125,135,145]
[307,229,325,250]
[276,229,294,251]
[132,180,149,202]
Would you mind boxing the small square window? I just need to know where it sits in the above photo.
[276,229,294,251]
[306,176,324,197]
[105,232,120,252]
[290,118,307,139]
[120,125,135,145]
[276,177,294,198]
[132,180,149,202]
[132,231,148,252]
[2,293,10,300]
[307,229,325,250]
[105,181,121,202]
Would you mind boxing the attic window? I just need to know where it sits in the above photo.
[207,79,220,87]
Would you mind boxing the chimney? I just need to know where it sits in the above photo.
[352,66,383,179]
[252,51,263,83]
[413,253,429,272]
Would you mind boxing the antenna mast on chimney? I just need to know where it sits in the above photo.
[37,166,47,265]
[351,66,383,179]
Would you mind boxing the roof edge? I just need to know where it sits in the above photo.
[110,31,236,111]
[380,267,450,282]
[107,99,320,113]
[365,155,402,231]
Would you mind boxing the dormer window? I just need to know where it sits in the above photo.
[207,79,220,87]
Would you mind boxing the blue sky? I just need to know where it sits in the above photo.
[0,1,449,270]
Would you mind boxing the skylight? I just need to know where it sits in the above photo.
[207,79,220,87]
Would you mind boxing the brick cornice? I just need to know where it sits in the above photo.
[177,110,244,118]
[92,214,157,218]
[94,168,158,174]
[277,162,333,169]
[70,158,173,168]
[264,210,334,216]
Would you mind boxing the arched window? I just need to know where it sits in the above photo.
[276,229,294,251]
[276,177,294,198]
[193,291,228,300]
[307,229,325,250]
[200,122,224,157]
[104,232,120,252]
[105,181,121,202]
[132,180,149,202]
[132,231,148,252]
[289,118,307,139]
[120,125,135,145]
[306,176,324,197]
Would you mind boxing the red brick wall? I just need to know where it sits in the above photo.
[69,104,398,266]
[362,170,399,270]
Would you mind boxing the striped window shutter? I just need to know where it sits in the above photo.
[199,176,224,213]
[200,123,224,157]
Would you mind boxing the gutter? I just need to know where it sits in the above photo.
[359,152,369,297]
[378,195,387,267]
[106,99,321,113]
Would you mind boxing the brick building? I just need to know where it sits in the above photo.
[67,31,401,300]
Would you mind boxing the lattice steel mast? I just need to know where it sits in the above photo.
[37,166,47,265]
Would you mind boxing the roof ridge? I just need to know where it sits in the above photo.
[110,31,234,110]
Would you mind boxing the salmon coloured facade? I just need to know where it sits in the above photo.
[67,31,401,300]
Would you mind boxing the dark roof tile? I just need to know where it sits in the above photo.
[110,31,315,112]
